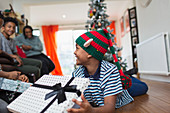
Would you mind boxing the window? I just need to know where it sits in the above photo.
[56,30,86,75]
[33,29,40,36]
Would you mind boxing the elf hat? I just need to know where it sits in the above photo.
[76,29,132,89]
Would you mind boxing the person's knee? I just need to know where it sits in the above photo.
[29,67,41,79]
[36,60,42,69]
[31,58,42,69]
[1,64,19,72]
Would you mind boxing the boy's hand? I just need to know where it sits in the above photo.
[12,55,23,66]
[8,71,21,80]
[67,94,93,113]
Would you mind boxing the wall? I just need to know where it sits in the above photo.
[136,0,170,42]
[136,0,170,82]
[0,0,13,10]
[12,0,136,70]
[116,0,135,70]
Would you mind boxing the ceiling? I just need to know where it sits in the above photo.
[19,0,132,28]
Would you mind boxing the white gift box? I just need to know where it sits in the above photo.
[7,75,90,113]
[0,77,32,93]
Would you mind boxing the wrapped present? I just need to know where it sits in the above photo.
[0,77,32,93]
[7,75,90,113]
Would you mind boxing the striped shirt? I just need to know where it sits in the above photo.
[72,60,133,108]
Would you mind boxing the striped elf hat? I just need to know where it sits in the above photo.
[76,29,132,89]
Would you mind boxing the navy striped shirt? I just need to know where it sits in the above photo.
[72,60,133,108]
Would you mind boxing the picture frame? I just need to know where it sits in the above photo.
[130,9,135,18]
[124,9,130,33]
[132,37,138,46]
[120,16,125,37]
[134,47,137,54]
[131,28,137,36]
[131,18,136,27]
[128,7,139,67]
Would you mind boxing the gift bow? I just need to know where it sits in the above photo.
[32,77,81,113]
[45,82,81,103]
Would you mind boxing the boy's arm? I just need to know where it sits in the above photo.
[0,50,14,63]
[67,94,116,113]
[0,70,20,80]
[9,53,23,66]
[0,70,29,82]
[93,95,116,113]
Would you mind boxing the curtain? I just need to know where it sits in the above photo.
[41,25,63,75]
[108,21,117,43]
[108,21,121,56]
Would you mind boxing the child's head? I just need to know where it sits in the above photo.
[3,17,18,27]
[75,29,132,89]
[2,17,18,36]
[75,29,112,62]
[23,25,33,38]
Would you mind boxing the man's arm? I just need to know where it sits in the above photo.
[67,94,116,113]
[29,37,43,51]
[21,36,43,52]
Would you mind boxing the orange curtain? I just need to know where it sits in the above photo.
[108,21,121,56]
[41,25,63,75]
[108,21,117,44]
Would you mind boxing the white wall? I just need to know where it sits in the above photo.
[136,0,170,42]
[116,0,134,70]
[0,0,13,10]
[136,0,170,82]
[121,33,133,70]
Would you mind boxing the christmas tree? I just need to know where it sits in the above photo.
[86,0,128,71]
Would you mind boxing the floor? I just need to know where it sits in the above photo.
[115,79,170,113]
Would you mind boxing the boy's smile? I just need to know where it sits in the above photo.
[2,22,16,38]
[74,44,89,65]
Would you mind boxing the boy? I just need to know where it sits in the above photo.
[67,29,133,113]
[0,13,28,113]
[0,17,42,80]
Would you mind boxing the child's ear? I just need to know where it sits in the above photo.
[1,26,4,29]
[87,54,92,59]
[1,26,4,31]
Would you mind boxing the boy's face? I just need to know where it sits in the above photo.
[74,44,89,65]
[2,22,16,36]
[25,28,33,38]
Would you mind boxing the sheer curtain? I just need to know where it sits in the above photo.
[56,30,86,75]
